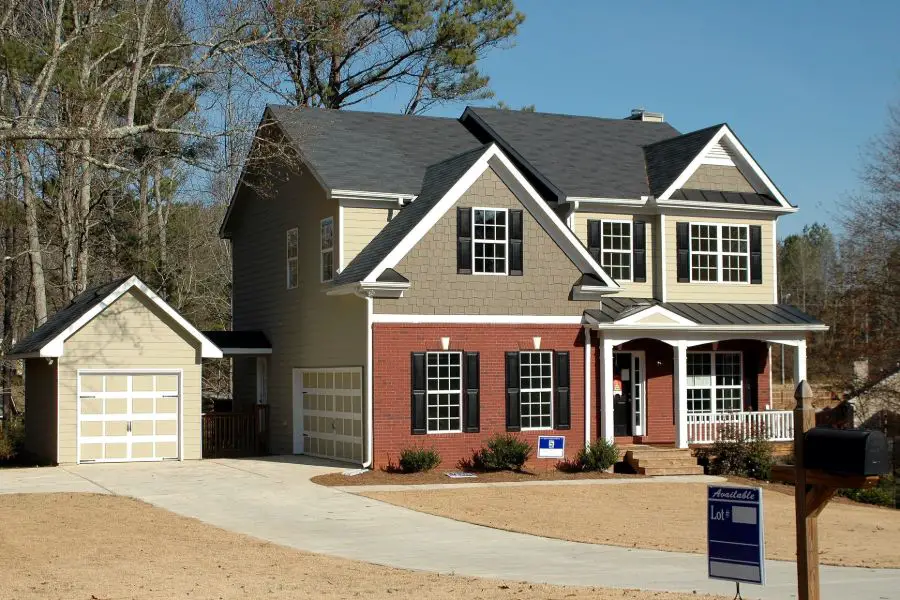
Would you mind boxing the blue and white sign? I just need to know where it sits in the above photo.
[537,435,565,459]
[707,485,766,585]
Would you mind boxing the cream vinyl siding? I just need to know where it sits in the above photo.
[572,211,655,299]
[664,214,776,303]
[23,358,58,464]
[230,166,367,455]
[342,206,393,268]
[55,290,203,464]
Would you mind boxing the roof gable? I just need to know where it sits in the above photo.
[7,276,222,359]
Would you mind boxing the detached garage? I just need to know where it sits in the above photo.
[7,275,222,465]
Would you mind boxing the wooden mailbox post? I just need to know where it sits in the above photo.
[771,380,889,600]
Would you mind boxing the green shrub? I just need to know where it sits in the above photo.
[468,434,533,472]
[838,475,896,508]
[700,424,774,480]
[398,446,441,473]
[575,439,620,471]
[0,417,25,462]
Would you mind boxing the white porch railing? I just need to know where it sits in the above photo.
[687,410,794,444]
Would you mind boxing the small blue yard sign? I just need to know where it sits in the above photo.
[707,485,766,585]
[537,436,565,459]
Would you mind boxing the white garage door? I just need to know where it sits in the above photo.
[292,367,363,463]
[78,371,180,463]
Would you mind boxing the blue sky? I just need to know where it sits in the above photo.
[359,0,900,237]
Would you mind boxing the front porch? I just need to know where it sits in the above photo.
[583,300,826,448]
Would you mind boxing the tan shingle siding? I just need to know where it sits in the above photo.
[683,165,756,193]
[374,167,594,316]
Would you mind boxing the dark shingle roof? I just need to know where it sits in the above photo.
[332,145,488,285]
[670,189,780,207]
[586,297,824,327]
[462,107,681,199]
[8,276,132,356]
[267,105,479,195]
[643,124,723,197]
[202,330,270,351]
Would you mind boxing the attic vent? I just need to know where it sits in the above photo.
[702,140,737,166]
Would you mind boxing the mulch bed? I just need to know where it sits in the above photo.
[313,468,645,487]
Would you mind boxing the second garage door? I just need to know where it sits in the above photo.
[77,371,180,463]
[292,367,363,463]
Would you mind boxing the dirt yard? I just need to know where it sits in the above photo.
[0,493,728,600]
[363,482,900,569]
[313,468,642,486]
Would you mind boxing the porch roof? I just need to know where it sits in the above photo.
[584,298,826,329]
[201,330,272,356]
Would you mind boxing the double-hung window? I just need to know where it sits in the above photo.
[286,228,299,289]
[690,223,749,283]
[686,351,743,413]
[519,351,552,429]
[425,352,462,433]
[320,217,334,282]
[473,208,507,274]
[601,221,632,281]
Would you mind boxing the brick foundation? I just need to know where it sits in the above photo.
[373,323,586,470]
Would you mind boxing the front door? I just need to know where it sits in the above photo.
[613,353,633,436]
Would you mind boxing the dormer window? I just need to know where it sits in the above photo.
[473,208,508,275]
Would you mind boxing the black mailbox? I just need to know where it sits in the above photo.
[803,428,890,476]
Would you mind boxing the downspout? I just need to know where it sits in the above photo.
[362,295,374,468]
[584,325,592,446]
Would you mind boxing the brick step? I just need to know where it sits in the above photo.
[638,465,705,476]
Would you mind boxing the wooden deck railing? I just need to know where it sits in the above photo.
[687,410,794,444]
[202,404,269,458]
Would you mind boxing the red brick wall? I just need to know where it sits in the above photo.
[373,324,586,470]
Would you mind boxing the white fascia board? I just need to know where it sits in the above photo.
[614,305,696,326]
[325,281,410,298]
[332,189,415,205]
[572,286,612,301]
[566,196,649,208]
[657,125,792,209]
[39,276,223,359]
[590,323,829,333]
[372,313,584,325]
[364,144,619,289]
[219,348,273,355]
[655,199,797,215]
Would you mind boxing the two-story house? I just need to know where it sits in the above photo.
[221,106,826,469]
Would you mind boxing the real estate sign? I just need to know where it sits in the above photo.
[707,485,766,585]
[537,435,565,459]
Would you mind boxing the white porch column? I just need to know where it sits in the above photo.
[600,336,615,443]
[793,338,807,384]
[673,342,689,448]
[583,326,592,445]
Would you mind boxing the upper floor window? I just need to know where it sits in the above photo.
[690,223,748,283]
[473,208,507,274]
[601,220,631,281]
[286,228,298,289]
[320,217,334,282]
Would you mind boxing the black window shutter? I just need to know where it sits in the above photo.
[411,352,427,434]
[587,220,601,262]
[509,209,523,276]
[505,351,521,432]
[554,351,571,430]
[749,225,763,284]
[676,222,690,283]
[457,207,472,274]
[463,352,480,432]
[633,221,647,283]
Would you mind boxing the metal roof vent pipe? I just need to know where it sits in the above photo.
[626,108,665,123]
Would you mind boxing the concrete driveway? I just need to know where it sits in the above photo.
[2,457,898,600]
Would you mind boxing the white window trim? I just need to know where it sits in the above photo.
[519,350,553,431]
[425,351,463,434]
[320,217,334,283]
[688,222,750,285]
[472,206,509,276]
[599,219,633,283]
[286,228,299,290]
[686,351,743,416]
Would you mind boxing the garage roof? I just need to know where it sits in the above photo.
[7,275,222,359]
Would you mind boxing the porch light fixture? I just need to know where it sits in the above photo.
[440,336,451,351]
[533,336,541,349]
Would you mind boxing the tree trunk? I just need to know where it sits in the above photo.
[75,140,92,294]
[139,169,150,277]
[154,167,168,270]
[14,145,47,325]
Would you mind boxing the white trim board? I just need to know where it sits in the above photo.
[363,144,619,290]
[371,314,584,325]
[614,304,696,326]
[19,276,222,359]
